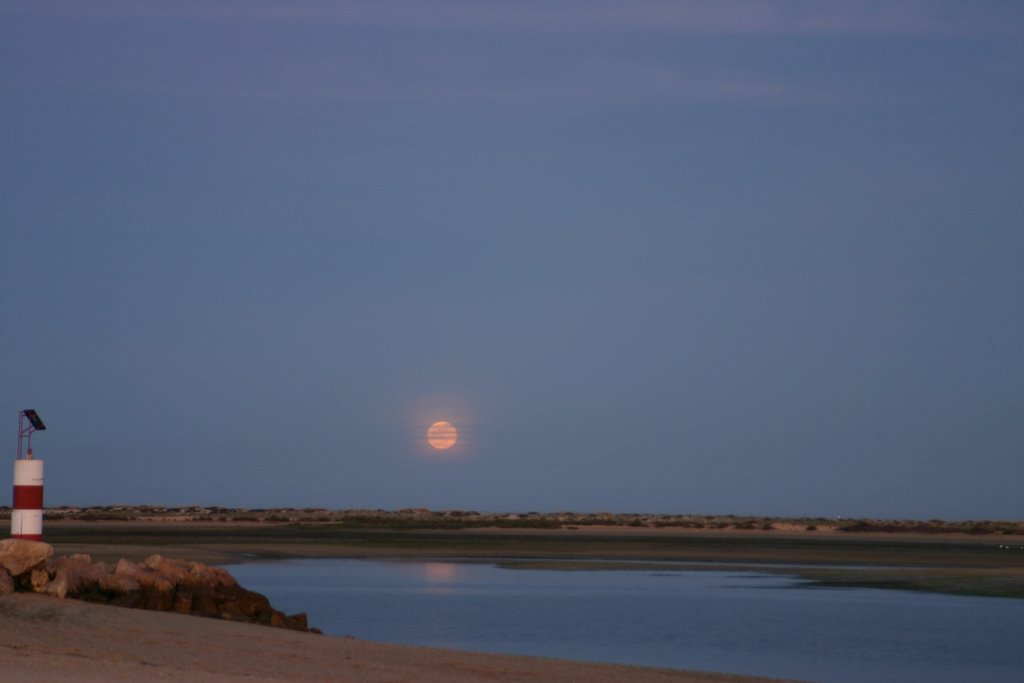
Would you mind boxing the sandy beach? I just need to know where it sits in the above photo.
[0,593,799,683]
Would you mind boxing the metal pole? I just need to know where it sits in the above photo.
[16,411,23,460]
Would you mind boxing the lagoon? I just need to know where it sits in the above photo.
[227,559,1024,683]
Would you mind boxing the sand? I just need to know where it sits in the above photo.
[0,593,800,683]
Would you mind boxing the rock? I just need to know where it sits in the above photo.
[0,539,53,577]
[44,571,69,599]
[115,558,142,577]
[144,555,237,590]
[143,555,190,584]
[47,557,113,600]
[135,570,176,611]
[30,568,50,593]
[4,549,314,632]
[42,558,57,579]
[142,555,252,621]
[97,572,143,608]
[285,612,309,631]
[99,573,141,595]
[52,555,109,578]
[113,558,171,607]
[218,587,273,623]
[191,590,222,616]
[196,564,238,589]
[172,587,193,614]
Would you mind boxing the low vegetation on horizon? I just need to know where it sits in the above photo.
[1,506,1021,536]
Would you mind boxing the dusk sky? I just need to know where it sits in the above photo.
[2,1,1022,519]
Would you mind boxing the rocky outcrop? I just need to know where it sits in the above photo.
[0,539,315,633]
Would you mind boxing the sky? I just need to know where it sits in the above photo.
[1,1,1022,519]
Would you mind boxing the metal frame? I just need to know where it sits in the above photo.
[17,410,45,460]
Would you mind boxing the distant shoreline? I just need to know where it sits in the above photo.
[11,505,1023,537]
[37,516,1024,599]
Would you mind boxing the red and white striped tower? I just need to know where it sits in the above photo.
[12,409,46,541]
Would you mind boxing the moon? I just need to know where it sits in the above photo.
[427,421,458,450]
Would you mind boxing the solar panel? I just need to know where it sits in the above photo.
[23,409,46,431]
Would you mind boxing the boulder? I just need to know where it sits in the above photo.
[172,586,193,614]
[113,557,175,610]
[96,571,143,608]
[143,555,237,591]
[137,571,176,611]
[0,539,53,577]
[30,568,49,592]
[51,555,109,579]
[99,573,141,595]
[190,589,221,616]
[143,555,190,584]
[142,555,250,618]
[218,587,274,623]
[44,570,69,599]
[194,564,238,590]
[47,556,113,600]
[285,612,309,631]
[114,558,142,577]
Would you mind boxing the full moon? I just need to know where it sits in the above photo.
[427,421,458,450]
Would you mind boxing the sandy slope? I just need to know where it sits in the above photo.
[0,593,800,683]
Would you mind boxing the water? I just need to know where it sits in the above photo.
[226,559,1024,683]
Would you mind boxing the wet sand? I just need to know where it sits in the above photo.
[0,593,801,683]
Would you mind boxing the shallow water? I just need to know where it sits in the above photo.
[226,559,1024,683]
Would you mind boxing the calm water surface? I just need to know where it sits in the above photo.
[226,559,1024,683]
